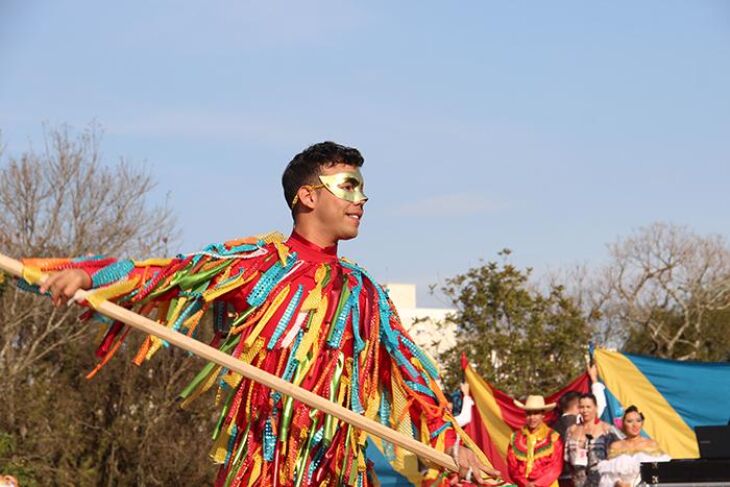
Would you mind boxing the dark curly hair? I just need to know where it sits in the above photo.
[282,141,364,214]
[579,392,598,406]
[622,405,645,422]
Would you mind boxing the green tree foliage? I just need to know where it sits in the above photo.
[437,251,592,398]
[0,125,218,485]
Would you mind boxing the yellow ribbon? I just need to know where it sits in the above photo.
[295,295,328,362]
[85,277,140,309]
[180,365,222,409]
[273,241,290,266]
[22,266,44,286]
[211,423,235,464]
[300,264,327,311]
[247,453,263,486]
[523,423,550,476]
[132,258,174,267]
[243,284,291,349]
[256,231,286,245]
[526,433,537,476]
[202,271,255,303]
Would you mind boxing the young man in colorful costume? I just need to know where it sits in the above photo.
[24,142,498,486]
[507,395,563,487]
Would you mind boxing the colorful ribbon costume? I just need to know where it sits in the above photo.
[20,230,472,486]
[506,423,563,487]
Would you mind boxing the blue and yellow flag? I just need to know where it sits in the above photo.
[367,440,419,486]
[595,349,730,459]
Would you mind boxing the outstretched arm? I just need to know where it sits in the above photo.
[453,391,474,428]
[588,363,607,418]
[2,251,465,475]
[27,254,187,306]
[19,237,276,364]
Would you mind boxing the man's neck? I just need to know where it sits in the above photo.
[292,224,338,248]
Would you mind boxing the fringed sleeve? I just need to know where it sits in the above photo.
[18,232,286,376]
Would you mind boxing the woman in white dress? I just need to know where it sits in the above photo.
[597,406,670,487]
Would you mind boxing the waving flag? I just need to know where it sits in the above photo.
[372,348,730,482]
[595,349,730,459]
[368,439,420,486]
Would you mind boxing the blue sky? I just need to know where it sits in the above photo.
[2,1,729,306]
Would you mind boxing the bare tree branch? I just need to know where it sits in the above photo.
[594,222,730,360]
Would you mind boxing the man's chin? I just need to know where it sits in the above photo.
[339,230,359,241]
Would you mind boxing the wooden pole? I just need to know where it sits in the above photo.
[0,252,459,472]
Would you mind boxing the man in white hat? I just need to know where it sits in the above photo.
[507,395,564,487]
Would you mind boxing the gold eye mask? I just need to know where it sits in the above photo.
[291,169,368,207]
[317,169,367,204]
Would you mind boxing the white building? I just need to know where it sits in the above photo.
[383,283,457,365]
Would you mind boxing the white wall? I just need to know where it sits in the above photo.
[384,283,457,363]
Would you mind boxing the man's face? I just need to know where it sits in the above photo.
[309,163,366,242]
[525,410,544,430]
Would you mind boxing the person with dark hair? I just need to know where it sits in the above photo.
[565,394,622,487]
[21,141,498,486]
[554,364,608,487]
[555,390,582,487]
[596,406,669,487]
[554,365,608,441]
[281,141,365,215]
[555,391,582,439]
[507,395,564,487]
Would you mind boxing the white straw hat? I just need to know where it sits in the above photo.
[513,395,556,412]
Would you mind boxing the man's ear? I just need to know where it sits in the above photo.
[295,186,318,211]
